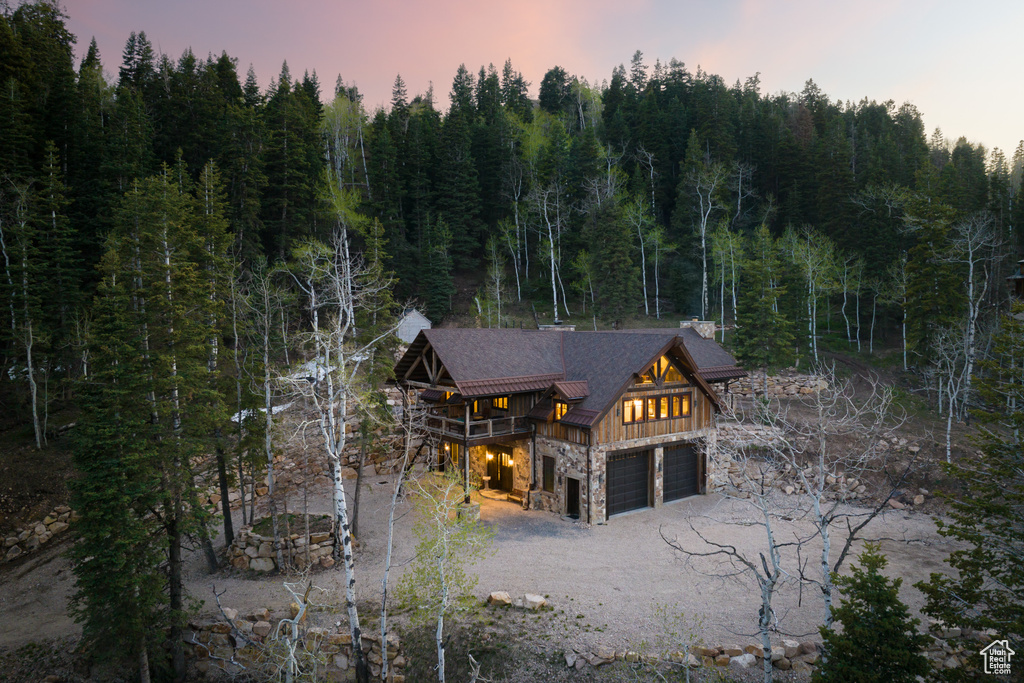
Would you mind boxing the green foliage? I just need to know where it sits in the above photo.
[814,543,931,683]
[915,303,1024,680]
[733,224,795,372]
[395,471,495,627]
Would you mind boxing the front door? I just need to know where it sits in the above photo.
[492,445,514,493]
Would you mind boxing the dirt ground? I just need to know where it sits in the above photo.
[0,465,955,663]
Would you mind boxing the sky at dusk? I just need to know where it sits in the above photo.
[65,0,1023,159]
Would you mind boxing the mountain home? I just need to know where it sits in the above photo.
[393,325,745,523]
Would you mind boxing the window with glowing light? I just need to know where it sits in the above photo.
[554,400,569,421]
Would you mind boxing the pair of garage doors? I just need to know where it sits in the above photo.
[606,444,701,517]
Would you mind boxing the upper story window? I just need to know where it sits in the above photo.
[554,400,569,421]
[492,396,509,410]
[636,354,687,386]
[622,391,692,424]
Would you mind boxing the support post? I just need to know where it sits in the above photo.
[464,402,471,504]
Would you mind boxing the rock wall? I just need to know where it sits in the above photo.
[187,609,407,681]
[2,505,77,563]
[227,526,339,573]
[531,436,592,516]
[728,371,828,398]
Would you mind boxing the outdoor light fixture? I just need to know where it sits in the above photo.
[486,452,493,460]
[444,443,450,451]
[508,459,514,466]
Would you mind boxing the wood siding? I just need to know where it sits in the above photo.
[593,386,711,446]
[535,420,589,445]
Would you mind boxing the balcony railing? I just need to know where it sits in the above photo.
[425,414,531,440]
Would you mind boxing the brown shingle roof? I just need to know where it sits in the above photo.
[394,327,744,423]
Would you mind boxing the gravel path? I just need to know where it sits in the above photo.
[0,467,955,658]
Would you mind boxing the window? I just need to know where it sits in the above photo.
[623,397,644,423]
[623,392,692,423]
[542,456,555,493]
[665,365,683,383]
[555,400,569,421]
[491,396,508,410]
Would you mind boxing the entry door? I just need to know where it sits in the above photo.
[494,446,514,493]
[566,478,581,519]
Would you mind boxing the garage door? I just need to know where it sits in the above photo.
[607,450,650,517]
[664,443,701,502]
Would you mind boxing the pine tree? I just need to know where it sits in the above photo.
[814,543,931,683]
[734,224,794,387]
[915,302,1024,681]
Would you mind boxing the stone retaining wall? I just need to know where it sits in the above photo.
[227,526,339,572]
[188,608,406,681]
[2,505,77,563]
[728,371,828,398]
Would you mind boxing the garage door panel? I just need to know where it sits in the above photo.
[664,444,700,502]
[607,450,650,517]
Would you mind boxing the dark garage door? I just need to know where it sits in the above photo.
[664,444,701,502]
[607,450,650,517]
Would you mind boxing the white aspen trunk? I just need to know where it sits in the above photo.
[729,240,738,331]
[263,308,283,570]
[555,263,571,318]
[637,224,648,316]
[841,264,851,344]
[542,197,558,320]
[869,291,877,354]
[854,281,862,353]
[0,221,15,334]
[138,633,151,683]
[700,226,709,320]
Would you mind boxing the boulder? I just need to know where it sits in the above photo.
[47,521,69,535]
[523,593,547,610]
[257,542,274,558]
[799,651,820,664]
[310,532,331,544]
[691,645,719,658]
[4,545,22,562]
[230,555,249,570]
[564,651,577,668]
[593,645,616,662]
[249,557,275,572]
[686,653,701,668]
[319,556,336,569]
[791,660,814,673]
[913,494,925,506]
[251,608,271,622]
[252,621,272,637]
[4,537,17,548]
[729,653,757,670]
[745,644,765,658]
[773,657,791,670]
[723,645,744,657]
[487,591,512,607]
[222,607,238,622]
[887,498,905,510]
[714,654,730,666]
[782,639,801,659]
[799,641,818,655]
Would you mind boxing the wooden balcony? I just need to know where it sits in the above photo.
[425,414,532,444]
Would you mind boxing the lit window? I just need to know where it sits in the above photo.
[555,400,569,421]
[623,398,644,423]
[660,396,669,419]
[492,396,508,410]
[646,398,657,420]
[665,364,683,383]
[680,393,692,417]
[672,395,681,417]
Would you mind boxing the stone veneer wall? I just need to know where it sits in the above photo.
[531,436,592,518]
[468,441,531,493]
[728,371,827,398]
[530,428,725,523]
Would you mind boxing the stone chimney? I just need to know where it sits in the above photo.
[679,317,715,340]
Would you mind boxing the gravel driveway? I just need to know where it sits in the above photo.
[0,466,954,660]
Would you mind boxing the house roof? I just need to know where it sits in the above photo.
[552,380,590,400]
[395,328,745,420]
